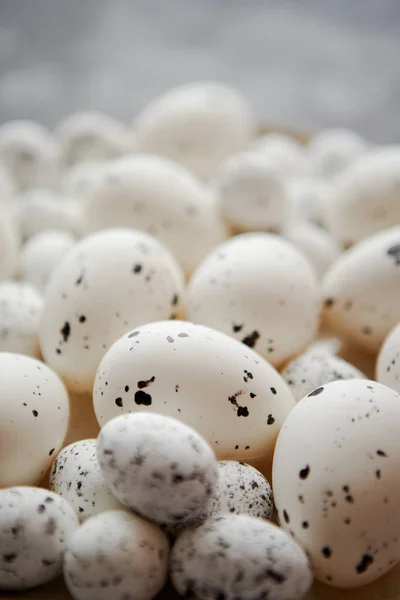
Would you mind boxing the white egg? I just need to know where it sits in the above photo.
[377,322,400,394]
[0,487,78,590]
[81,154,227,276]
[97,412,219,525]
[170,514,313,600]
[0,120,60,190]
[56,111,129,166]
[214,151,289,232]
[0,161,16,199]
[0,281,43,356]
[50,439,124,522]
[61,160,106,199]
[273,379,400,588]
[250,132,307,176]
[285,177,334,228]
[0,353,69,486]
[326,146,400,246]
[133,81,255,179]
[186,232,321,367]
[0,207,19,280]
[307,128,368,180]
[281,348,366,402]
[93,320,295,467]
[64,510,169,600]
[39,228,184,395]
[19,229,76,292]
[323,225,400,352]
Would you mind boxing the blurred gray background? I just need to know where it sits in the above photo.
[0,0,399,142]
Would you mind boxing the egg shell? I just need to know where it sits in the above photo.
[377,322,400,394]
[49,439,124,522]
[250,131,307,176]
[273,379,400,588]
[307,128,367,180]
[0,281,43,356]
[0,486,78,590]
[281,348,366,402]
[322,225,400,352]
[170,514,313,600]
[0,353,70,486]
[64,509,169,600]
[186,232,321,367]
[0,208,19,280]
[93,320,295,467]
[81,154,227,276]
[39,228,184,395]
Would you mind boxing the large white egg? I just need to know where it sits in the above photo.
[377,322,400,393]
[307,128,368,180]
[81,154,227,275]
[0,353,69,487]
[133,81,255,179]
[273,379,400,588]
[0,207,19,280]
[0,281,43,356]
[322,226,400,352]
[186,232,321,367]
[93,320,295,467]
[39,228,184,395]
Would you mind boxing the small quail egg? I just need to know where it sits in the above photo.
[0,281,43,356]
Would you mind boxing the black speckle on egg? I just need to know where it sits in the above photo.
[376,449,388,457]
[2,553,17,563]
[356,554,374,574]
[166,336,174,343]
[299,465,310,479]
[322,546,332,559]
[60,321,71,343]
[115,397,123,408]
[387,244,400,266]
[128,331,140,338]
[237,406,249,417]
[134,391,152,406]
[49,448,55,456]
[137,376,155,389]
[270,387,277,395]
[32,410,39,417]
[250,392,256,398]
[267,414,275,425]
[308,387,324,397]
[241,330,260,348]
[232,323,243,333]
[133,264,142,274]
[324,298,335,308]
[283,509,290,524]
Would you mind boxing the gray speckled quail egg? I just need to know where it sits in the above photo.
[19,230,76,291]
[0,486,79,590]
[250,131,307,177]
[93,320,295,468]
[0,207,19,280]
[133,81,255,180]
[170,514,313,600]
[0,120,60,191]
[64,510,169,600]
[214,151,289,232]
[0,353,69,487]
[323,225,400,352]
[307,128,368,180]
[50,439,124,522]
[97,412,219,525]
[0,281,43,356]
[186,232,321,367]
[39,228,184,395]
[81,154,227,276]
[377,322,400,394]
[281,347,366,402]
[273,379,400,588]
[327,146,400,246]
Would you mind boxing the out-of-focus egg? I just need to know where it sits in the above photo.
[285,177,333,228]
[61,160,106,200]
[377,322,400,393]
[0,281,43,356]
[0,161,16,199]
[307,128,368,180]
[0,207,19,280]
[250,132,307,176]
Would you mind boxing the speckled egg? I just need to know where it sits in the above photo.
[133,81,255,179]
[273,379,400,588]
[281,347,366,402]
[323,225,400,352]
[97,412,219,525]
[170,514,313,600]
[307,128,368,180]
[19,230,76,292]
[0,486,79,590]
[214,151,289,232]
[64,510,169,600]
[50,439,124,522]
[250,131,307,176]
[0,353,70,486]
[0,281,43,356]
[81,154,227,276]
[0,207,19,280]
[186,232,321,367]
[377,322,400,394]
[39,228,184,395]
[0,120,60,191]
[93,320,296,467]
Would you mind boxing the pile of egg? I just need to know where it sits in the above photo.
[0,81,400,600]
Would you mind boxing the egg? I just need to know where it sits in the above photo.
[323,225,400,352]
[281,347,366,402]
[61,160,106,199]
[286,177,333,228]
[0,160,16,199]
[307,128,368,180]
[186,232,321,367]
[133,81,255,179]
[0,486,79,590]
[81,154,227,276]
[0,120,60,191]
[214,151,289,232]
[0,281,43,356]
[273,379,400,588]
[64,510,169,600]
[56,111,129,166]
[39,228,184,395]
[49,439,125,522]
[326,146,400,246]
[170,514,313,600]
[250,131,307,176]
[0,353,69,486]
[0,207,19,280]
[93,320,295,468]
[19,230,76,291]
[377,322,400,394]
